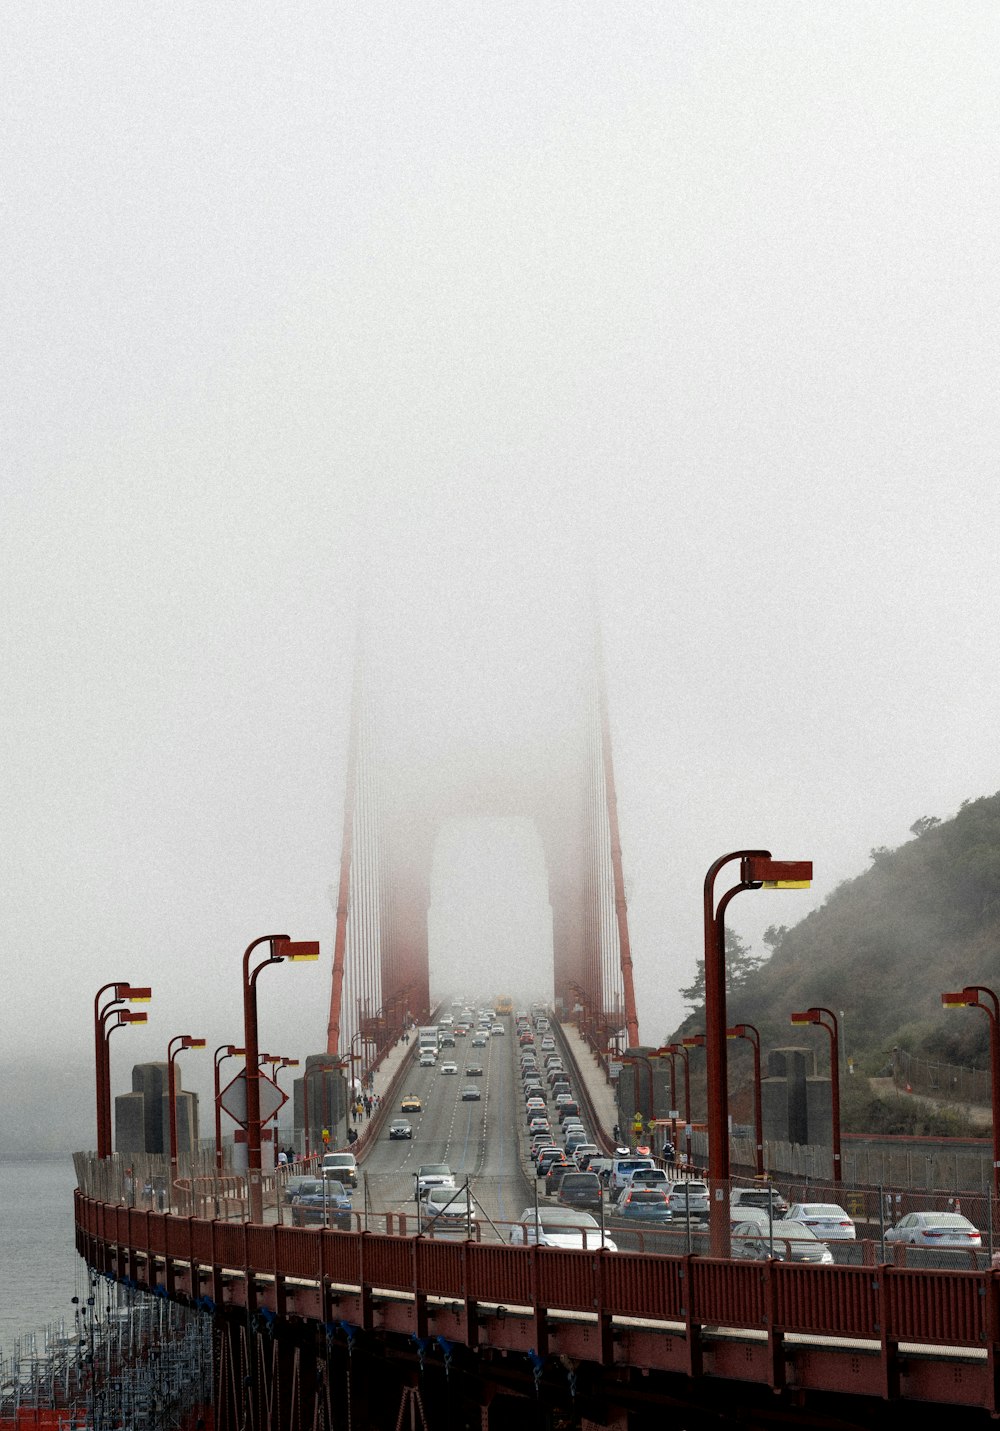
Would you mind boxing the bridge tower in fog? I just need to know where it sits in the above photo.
[325,616,640,1065]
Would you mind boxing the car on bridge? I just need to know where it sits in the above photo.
[609,1157,657,1193]
[388,1119,413,1139]
[732,1219,834,1264]
[290,1179,353,1230]
[510,1207,616,1251]
[461,1086,481,1101]
[471,1035,488,1048]
[730,1185,789,1218]
[415,1164,456,1197]
[556,1171,602,1211]
[536,1148,566,1178]
[783,1203,856,1241]
[884,1211,982,1249]
[663,1179,710,1223]
[531,1141,560,1165]
[612,1188,673,1224]
[421,1186,478,1235]
[545,1161,574,1196]
[321,1152,358,1188]
[282,1175,314,1204]
[466,1063,484,1076]
[418,1052,437,1067]
[625,1168,669,1192]
[439,1061,459,1075]
[401,1093,423,1112]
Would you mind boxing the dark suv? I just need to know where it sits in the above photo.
[557,1171,602,1211]
[730,1185,789,1218]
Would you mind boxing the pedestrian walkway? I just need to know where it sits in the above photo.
[342,1032,416,1146]
[556,1018,619,1142]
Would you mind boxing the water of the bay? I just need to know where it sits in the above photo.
[0,1157,87,1352]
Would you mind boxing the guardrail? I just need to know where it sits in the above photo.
[75,1188,1000,1409]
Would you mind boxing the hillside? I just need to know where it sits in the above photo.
[668,793,1000,1132]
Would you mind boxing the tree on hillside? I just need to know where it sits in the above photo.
[909,815,941,838]
[680,930,764,1015]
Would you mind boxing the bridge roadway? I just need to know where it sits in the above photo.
[360,1019,535,1231]
[74,1012,1000,1426]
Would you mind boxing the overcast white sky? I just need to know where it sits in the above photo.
[4,4,1000,1132]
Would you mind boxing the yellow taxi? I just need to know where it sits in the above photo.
[401,1093,423,1112]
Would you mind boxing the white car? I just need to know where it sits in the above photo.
[421,1186,477,1233]
[418,1052,437,1067]
[439,1061,459,1075]
[884,1212,981,1248]
[415,1163,456,1197]
[783,1203,856,1241]
[509,1207,617,1251]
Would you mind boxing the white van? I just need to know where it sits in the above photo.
[609,1156,656,1193]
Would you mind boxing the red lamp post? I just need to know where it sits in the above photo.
[167,1034,206,1191]
[102,1009,148,1156]
[213,1045,245,1172]
[93,983,152,1157]
[704,852,811,1255]
[242,935,319,1223]
[942,986,1000,1201]
[655,1046,679,1154]
[350,1027,375,1095]
[664,1043,692,1164]
[621,1054,655,1133]
[790,1007,841,1184]
[270,1057,299,1150]
[727,1023,764,1176]
[682,1034,706,1162]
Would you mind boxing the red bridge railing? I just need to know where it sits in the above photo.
[75,1189,1000,1411]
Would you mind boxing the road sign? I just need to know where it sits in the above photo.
[219,1069,286,1127]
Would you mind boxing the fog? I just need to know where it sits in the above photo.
[4,4,1000,1153]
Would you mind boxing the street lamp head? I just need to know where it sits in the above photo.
[743,857,813,889]
[790,1009,822,1026]
[726,1025,744,1039]
[942,990,979,1008]
[121,1011,147,1025]
[282,1058,301,1068]
[120,985,152,1002]
[182,1037,206,1050]
[682,1035,706,1049]
[275,939,321,962]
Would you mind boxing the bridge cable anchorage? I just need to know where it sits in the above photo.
[558,1354,579,1401]
[411,1334,431,1374]
[435,1335,455,1378]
